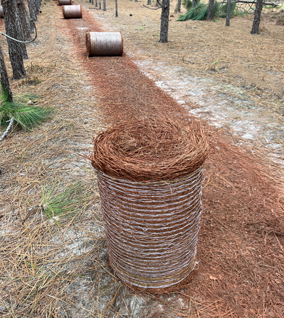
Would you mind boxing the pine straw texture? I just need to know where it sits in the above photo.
[88,118,209,182]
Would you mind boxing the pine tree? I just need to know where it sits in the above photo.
[159,0,170,42]
[2,0,27,79]
[251,0,263,34]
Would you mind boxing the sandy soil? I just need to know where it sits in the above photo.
[0,1,284,317]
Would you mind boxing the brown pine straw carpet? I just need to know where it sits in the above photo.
[62,5,284,316]
[0,2,284,318]
[59,3,284,315]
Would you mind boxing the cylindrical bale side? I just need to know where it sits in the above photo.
[0,6,3,18]
[88,119,208,289]
[86,32,123,57]
[62,5,82,19]
[96,167,203,288]
[58,0,72,5]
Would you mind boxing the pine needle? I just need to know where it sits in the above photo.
[0,87,53,132]
[178,1,239,21]
[0,101,53,131]
[178,3,208,21]
[218,2,237,18]
[41,182,90,219]
[182,0,201,10]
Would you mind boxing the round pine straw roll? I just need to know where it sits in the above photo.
[88,118,209,288]
[88,117,209,182]
[97,166,203,288]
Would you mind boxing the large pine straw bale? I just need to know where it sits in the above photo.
[88,118,209,288]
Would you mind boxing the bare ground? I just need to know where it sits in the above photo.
[0,1,284,317]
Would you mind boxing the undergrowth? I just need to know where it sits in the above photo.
[0,83,53,133]
[41,182,90,219]
[178,1,239,21]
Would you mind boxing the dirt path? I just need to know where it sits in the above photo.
[61,3,284,316]
[0,1,283,317]
[81,0,284,170]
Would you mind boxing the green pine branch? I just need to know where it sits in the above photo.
[178,1,238,21]
[0,82,53,138]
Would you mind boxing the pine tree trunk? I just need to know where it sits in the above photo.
[0,44,13,102]
[251,0,263,34]
[3,0,28,60]
[207,0,215,20]
[2,0,27,79]
[35,0,41,15]
[17,0,31,40]
[15,2,28,59]
[115,0,118,17]
[177,0,181,12]
[147,0,151,4]
[27,0,37,33]
[159,0,170,43]
[226,0,231,26]
[192,0,196,8]
[103,0,106,10]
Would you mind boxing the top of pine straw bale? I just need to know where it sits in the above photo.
[88,117,209,182]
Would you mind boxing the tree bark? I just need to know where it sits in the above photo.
[27,0,37,33]
[147,0,151,4]
[207,0,215,20]
[251,0,263,34]
[17,0,31,40]
[177,0,181,12]
[103,0,106,10]
[226,0,231,26]
[3,0,28,59]
[35,0,41,15]
[15,1,28,59]
[2,0,27,79]
[192,0,196,8]
[159,0,170,43]
[0,44,13,102]
[115,0,118,17]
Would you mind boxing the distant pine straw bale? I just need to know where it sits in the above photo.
[88,117,209,182]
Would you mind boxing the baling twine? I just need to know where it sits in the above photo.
[89,118,208,288]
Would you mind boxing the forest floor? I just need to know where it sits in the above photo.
[0,0,284,317]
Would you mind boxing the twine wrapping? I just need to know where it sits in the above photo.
[96,167,203,288]
[62,5,82,19]
[88,118,208,288]
[86,32,123,57]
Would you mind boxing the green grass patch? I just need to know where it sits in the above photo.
[41,182,90,219]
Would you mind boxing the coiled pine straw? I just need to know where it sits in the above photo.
[88,118,209,182]
[88,118,208,288]
[96,167,203,288]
